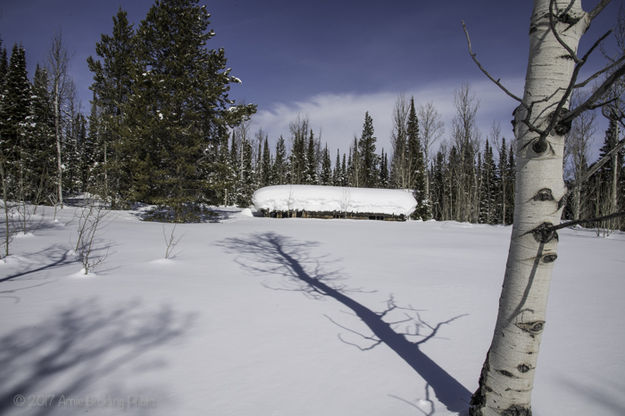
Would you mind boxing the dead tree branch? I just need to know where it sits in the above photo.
[588,0,612,21]
[461,21,523,103]
[547,211,625,232]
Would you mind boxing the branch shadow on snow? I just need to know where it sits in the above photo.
[0,299,195,415]
[0,245,75,283]
[219,232,471,414]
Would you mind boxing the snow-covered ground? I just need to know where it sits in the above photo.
[1,205,623,415]
[253,185,417,217]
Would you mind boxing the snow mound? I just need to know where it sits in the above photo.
[70,268,97,278]
[240,208,254,217]
[150,258,176,265]
[15,231,35,239]
[253,185,416,217]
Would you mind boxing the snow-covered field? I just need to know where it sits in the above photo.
[1,205,623,415]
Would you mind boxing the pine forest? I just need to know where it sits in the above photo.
[1,0,623,230]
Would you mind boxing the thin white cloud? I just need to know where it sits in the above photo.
[250,77,524,157]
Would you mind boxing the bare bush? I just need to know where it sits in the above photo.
[74,200,109,275]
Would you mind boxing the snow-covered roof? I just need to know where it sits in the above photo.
[252,185,416,217]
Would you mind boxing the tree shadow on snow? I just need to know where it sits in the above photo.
[0,299,195,415]
[220,232,471,414]
[0,245,75,283]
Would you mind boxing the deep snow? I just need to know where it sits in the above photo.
[0,205,623,415]
[253,185,417,217]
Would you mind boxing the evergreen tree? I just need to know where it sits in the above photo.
[205,130,232,205]
[340,153,348,186]
[289,118,308,184]
[273,136,288,185]
[0,44,31,201]
[261,136,272,187]
[379,149,389,188]
[592,118,623,230]
[0,41,7,85]
[478,140,498,224]
[123,0,255,219]
[87,7,136,205]
[347,137,359,187]
[358,112,378,187]
[430,150,446,220]
[86,96,102,192]
[236,137,255,206]
[320,144,332,185]
[407,98,431,219]
[497,138,509,224]
[29,65,57,203]
[506,141,515,225]
[332,149,341,186]
[390,96,408,188]
[304,130,318,184]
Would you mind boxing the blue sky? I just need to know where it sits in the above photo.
[0,0,618,156]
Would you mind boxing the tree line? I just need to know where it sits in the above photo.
[0,0,623,229]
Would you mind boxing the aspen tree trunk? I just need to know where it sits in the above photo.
[54,82,63,208]
[470,1,592,414]
[609,122,619,229]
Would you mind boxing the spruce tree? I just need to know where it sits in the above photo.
[0,44,31,201]
[348,138,359,187]
[379,149,389,188]
[320,144,332,185]
[430,150,446,220]
[340,154,348,187]
[332,149,341,186]
[506,142,515,225]
[358,112,378,188]
[478,140,497,224]
[407,98,431,219]
[0,41,7,85]
[236,137,255,206]
[593,118,623,230]
[261,136,271,187]
[273,136,287,185]
[289,119,308,184]
[29,65,56,203]
[123,0,255,219]
[87,7,136,205]
[304,130,318,184]
[497,138,509,224]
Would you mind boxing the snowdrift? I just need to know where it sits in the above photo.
[252,185,417,219]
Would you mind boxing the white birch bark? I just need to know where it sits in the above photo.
[470,1,593,414]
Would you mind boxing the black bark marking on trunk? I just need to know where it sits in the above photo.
[497,369,517,378]
[515,320,545,335]
[502,404,532,416]
[555,119,572,136]
[517,363,531,373]
[531,138,549,154]
[531,223,558,243]
[532,188,554,201]
[556,12,581,26]
[542,253,557,263]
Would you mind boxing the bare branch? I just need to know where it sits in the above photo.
[575,54,625,88]
[461,21,523,103]
[547,211,625,232]
[560,62,625,126]
[588,0,612,22]
[549,0,581,63]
